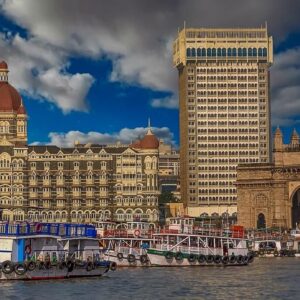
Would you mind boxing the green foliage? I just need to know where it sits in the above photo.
[158,191,177,204]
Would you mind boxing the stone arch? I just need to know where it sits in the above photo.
[257,213,266,229]
[291,187,300,228]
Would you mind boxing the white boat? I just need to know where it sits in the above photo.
[99,221,155,267]
[146,217,253,267]
[0,222,116,280]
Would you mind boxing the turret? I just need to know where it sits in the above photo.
[290,128,299,147]
[273,127,283,165]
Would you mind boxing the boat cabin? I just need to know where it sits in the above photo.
[95,221,117,237]
[0,222,97,263]
[167,217,195,234]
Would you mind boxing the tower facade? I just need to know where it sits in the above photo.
[173,26,273,217]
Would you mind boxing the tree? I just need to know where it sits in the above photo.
[158,191,176,204]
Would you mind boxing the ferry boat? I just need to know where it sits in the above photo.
[0,222,116,280]
[146,217,254,267]
[98,221,155,267]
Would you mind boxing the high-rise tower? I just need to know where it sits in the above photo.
[173,26,273,217]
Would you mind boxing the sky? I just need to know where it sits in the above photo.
[1,0,300,147]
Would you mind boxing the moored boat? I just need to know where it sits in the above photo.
[99,221,155,266]
[146,217,254,267]
[0,222,116,280]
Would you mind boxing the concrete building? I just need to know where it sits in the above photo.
[0,61,160,223]
[237,128,300,229]
[158,139,180,199]
[173,26,273,217]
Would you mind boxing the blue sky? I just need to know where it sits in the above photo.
[1,0,300,146]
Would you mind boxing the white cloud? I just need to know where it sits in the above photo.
[0,33,95,113]
[3,0,300,109]
[40,126,175,147]
[271,47,300,126]
[151,95,178,109]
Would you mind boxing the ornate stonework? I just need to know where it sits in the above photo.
[237,128,300,229]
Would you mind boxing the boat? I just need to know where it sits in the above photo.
[146,217,254,267]
[99,221,155,266]
[0,222,116,280]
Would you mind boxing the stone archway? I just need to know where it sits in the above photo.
[257,213,266,229]
[291,188,300,228]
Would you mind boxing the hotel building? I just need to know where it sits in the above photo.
[173,26,273,217]
[0,62,159,223]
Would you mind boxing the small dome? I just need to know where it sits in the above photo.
[139,129,159,149]
[0,61,8,70]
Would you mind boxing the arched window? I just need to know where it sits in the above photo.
[222,48,226,56]
[248,48,253,56]
[253,48,257,56]
[207,48,212,56]
[227,48,232,57]
[191,48,196,57]
[201,48,206,56]
[232,48,237,56]
[197,48,201,56]
[186,48,191,57]
[217,48,222,56]
[238,48,242,56]
[212,48,216,56]
[263,48,267,57]
[242,48,247,56]
[258,48,263,56]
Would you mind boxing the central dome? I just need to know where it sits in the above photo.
[0,82,22,112]
[0,61,25,113]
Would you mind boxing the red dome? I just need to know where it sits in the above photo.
[0,61,8,70]
[139,130,159,149]
[0,82,22,112]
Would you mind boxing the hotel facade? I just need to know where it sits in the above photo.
[173,26,273,217]
[0,62,160,223]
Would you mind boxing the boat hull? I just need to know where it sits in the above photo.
[147,250,249,267]
[0,265,110,280]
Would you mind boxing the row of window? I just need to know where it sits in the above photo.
[187,47,268,58]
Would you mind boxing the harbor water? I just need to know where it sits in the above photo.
[1,259,299,300]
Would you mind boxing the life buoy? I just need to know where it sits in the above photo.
[25,245,32,255]
[237,255,244,264]
[117,253,123,260]
[134,229,141,237]
[175,252,183,261]
[214,255,222,264]
[127,254,136,263]
[14,263,27,276]
[165,251,173,260]
[26,261,36,272]
[110,261,117,271]
[187,254,197,263]
[206,255,214,264]
[1,260,14,274]
[229,255,236,264]
[140,254,148,264]
[198,254,206,264]
[35,223,42,233]
[222,256,229,265]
